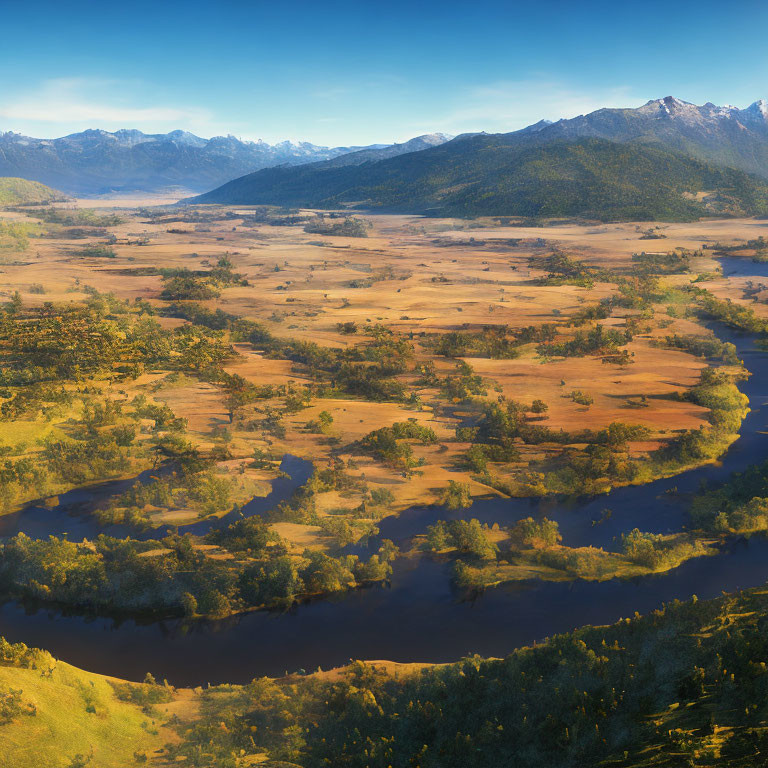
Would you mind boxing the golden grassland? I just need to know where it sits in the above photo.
[0,658,193,767]
[0,202,764,555]
[0,634,438,767]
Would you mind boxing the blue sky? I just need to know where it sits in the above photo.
[1,0,767,145]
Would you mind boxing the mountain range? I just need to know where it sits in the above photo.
[523,96,768,178]
[5,96,768,221]
[191,97,768,221]
[0,129,451,196]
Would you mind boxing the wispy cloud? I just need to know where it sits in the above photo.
[0,76,651,146]
[0,78,214,136]
[434,80,644,135]
[311,86,356,101]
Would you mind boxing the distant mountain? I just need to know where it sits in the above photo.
[528,96,768,179]
[0,177,65,206]
[0,129,451,196]
[316,133,452,168]
[191,134,768,222]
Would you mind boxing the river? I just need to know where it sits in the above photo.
[1,258,767,685]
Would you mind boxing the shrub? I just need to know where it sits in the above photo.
[512,517,562,548]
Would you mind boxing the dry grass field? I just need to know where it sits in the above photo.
[0,200,764,553]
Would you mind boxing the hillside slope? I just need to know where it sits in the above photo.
[0,176,64,206]
[0,642,176,767]
[191,135,768,221]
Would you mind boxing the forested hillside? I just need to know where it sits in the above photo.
[193,136,768,221]
[166,586,768,766]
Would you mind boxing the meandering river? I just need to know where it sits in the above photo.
[1,258,767,686]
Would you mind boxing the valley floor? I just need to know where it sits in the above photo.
[0,204,765,619]
[1,204,768,758]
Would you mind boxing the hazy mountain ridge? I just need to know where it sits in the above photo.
[315,133,453,168]
[0,129,451,195]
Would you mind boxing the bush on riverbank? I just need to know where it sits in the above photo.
[647,366,748,477]
[691,458,768,534]
[0,527,395,619]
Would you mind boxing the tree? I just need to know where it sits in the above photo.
[425,521,449,551]
[301,551,355,593]
[440,480,472,510]
[378,539,399,563]
[181,592,198,616]
[464,445,488,473]
[447,519,498,560]
[197,589,230,617]
[513,517,562,548]
[6,291,22,314]
[354,554,391,582]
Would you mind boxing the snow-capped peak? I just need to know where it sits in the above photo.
[745,99,768,120]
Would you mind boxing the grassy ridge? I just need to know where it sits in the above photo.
[0,177,64,206]
[193,136,768,221]
[0,644,175,767]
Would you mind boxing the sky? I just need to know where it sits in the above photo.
[1,0,767,146]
